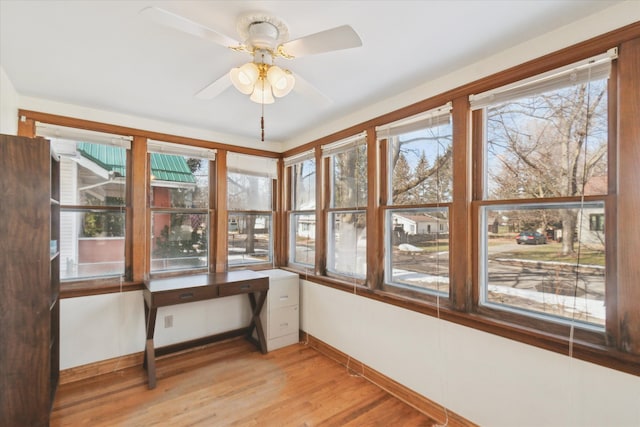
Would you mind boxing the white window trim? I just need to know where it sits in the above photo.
[147,139,216,160]
[284,149,315,167]
[36,123,132,149]
[321,132,367,157]
[227,152,278,178]
[376,102,452,139]
[469,48,617,110]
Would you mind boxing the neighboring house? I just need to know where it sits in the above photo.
[579,175,607,246]
[392,213,448,235]
[295,217,316,239]
[294,202,317,239]
[486,176,608,245]
[55,140,196,278]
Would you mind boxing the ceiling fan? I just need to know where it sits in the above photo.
[140,6,363,105]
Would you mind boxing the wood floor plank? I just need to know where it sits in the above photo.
[51,338,437,426]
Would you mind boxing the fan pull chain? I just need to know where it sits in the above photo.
[261,52,266,142]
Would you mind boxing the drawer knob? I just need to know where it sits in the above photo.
[180,292,194,299]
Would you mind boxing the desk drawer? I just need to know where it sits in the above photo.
[152,286,218,307]
[218,278,269,297]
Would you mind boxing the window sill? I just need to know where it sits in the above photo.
[59,265,282,298]
[60,278,143,298]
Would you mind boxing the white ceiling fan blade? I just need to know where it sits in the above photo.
[141,7,240,48]
[281,25,362,58]
[195,73,232,100]
[292,72,333,107]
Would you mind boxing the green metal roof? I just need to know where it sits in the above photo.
[149,152,196,183]
[78,142,195,184]
[78,142,126,177]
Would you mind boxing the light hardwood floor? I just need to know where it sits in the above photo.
[51,338,438,426]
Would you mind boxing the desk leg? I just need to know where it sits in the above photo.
[247,291,268,354]
[143,300,158,389]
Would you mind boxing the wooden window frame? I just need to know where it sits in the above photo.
[226,167,277,270]
[377,105,454,302]
[17,111,279,296]
[323,137,369,285]
[283,23,640,375]
[147,146,212,277]
[285,155,317,270]
[471,51,616,346]
[34,126,133,293]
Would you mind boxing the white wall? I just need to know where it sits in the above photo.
[60,290,251,370]
[0,66,19,135]
[300,279,640,427]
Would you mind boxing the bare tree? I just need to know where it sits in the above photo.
[228,172,272,255]
[487,79,608,254]
[388,130,453,205]
[330,146,368,275]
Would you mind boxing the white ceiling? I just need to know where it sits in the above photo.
[0,1,625,148]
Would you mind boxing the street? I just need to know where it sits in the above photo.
[390,238,605,325]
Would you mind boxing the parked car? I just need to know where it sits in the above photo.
[516,231,547,245]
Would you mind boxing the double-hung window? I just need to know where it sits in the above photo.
[148,141,214,273]
[471,49,616,327]
[39,125,131,281]
[323,133,368,279]
[285,150,316,268]
[377,104,453,297]
[226,153,277,267]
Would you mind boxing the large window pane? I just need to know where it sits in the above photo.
[386,208,449,295]
[331,146,367,208]
[228,172,272,211]
[228,213,272,266]
[53,141,127,206]
[148,147,209,273]
[327,212,366,278]
[60,211,125,280]
[150,155,208,209]
[292,159,316,210]
[485,78,608,200]
[389,122,452,205]
[50,138,129,282]
[227,164,274,267]
[151,212,208,271]
[481,203,605,326]
[290,213,316,267]
[289,156,316,268]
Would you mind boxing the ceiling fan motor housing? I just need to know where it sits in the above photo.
[247,21,279,50]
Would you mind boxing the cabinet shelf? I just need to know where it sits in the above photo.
[1,135,60,425]
[50,293,59,309]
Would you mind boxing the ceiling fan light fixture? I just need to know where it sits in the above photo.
[250,79,275,104]
[230,62,259,94]
[267,66,295,97]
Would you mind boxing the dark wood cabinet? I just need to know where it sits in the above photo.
[0,134,60,426]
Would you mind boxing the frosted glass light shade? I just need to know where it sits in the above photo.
[230,62,259,95]
[250,79,275,104]
[267,66,295,97]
